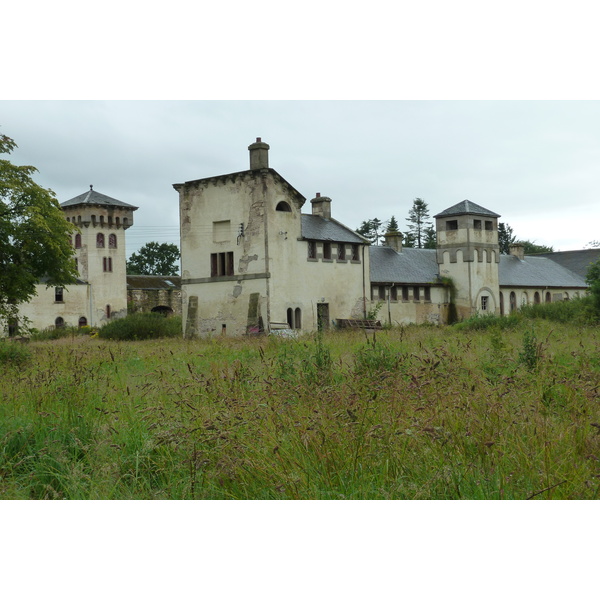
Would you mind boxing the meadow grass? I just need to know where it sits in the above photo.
[1,321,600,499]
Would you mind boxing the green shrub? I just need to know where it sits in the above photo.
[30,325,97,341]
[98,313,182,341]
[0,341,31,365]
[519,297,594,324]
[452,312,522,331]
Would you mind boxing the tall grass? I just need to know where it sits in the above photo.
[1,320,600,499]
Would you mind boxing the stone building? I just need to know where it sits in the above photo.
[13,187,137,332]
[127,275,182,316]
[175,139,589,337]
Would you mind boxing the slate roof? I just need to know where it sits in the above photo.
[369,246,439,284]
[499,255,587,288]
[534,249,600,280]
[301,214,368,244]
[368,245,588,289]
[127,275,181,290]
[61,187,138,210]
[434,200,500,219]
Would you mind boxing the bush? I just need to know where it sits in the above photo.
[0,341,31,365]
[452,312,522,331]
[98,313,182,341]
[30,325,97,341]
[519,296,596,324]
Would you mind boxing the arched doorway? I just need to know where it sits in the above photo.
[151,306,174,317]
[55,317,65,328]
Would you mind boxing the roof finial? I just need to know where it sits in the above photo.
[90,185,93,190]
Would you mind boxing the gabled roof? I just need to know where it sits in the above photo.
[127,275,181,290]
[61,187,138,210]
[301,214,368,244]
[499,255,587,288]
[434,200,500,219]
[534,249,600,280]
[173,168,306,208]
[370,246,439,284]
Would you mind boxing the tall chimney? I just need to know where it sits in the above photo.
[509,243,525,261]
[384,231,403,252]
[310,192,332,220]
[248,137,270,170]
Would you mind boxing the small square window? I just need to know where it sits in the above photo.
[446,220,458,231]
[323,242,332,260]
[481,295,489,310]
[337,244,346,260]
[485,221,493,231]
[308,241,317,259]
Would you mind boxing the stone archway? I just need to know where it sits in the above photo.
[151,305,174,317]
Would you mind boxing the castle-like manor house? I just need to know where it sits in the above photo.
[7,139,593,336]
[175,139,589,337]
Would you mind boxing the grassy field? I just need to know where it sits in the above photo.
[1,319,600,499]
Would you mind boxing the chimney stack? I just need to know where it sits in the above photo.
[509,243,525,261]
[248,137,270,170]
[384,231,403,252]
[310,192,332,220]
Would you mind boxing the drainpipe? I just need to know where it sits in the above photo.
[362,245,367,318]
[388,283,396,325]
[88,283,93,327]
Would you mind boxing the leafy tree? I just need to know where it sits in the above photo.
[585,240,600,248]
[498,222,516,254]
[355,218,385,245]
[423,224,437,249]
[0,132,77,324]
[585,258,600,316]
[126,242,180,275]
[518,240,554,255]
[405,198,432,249]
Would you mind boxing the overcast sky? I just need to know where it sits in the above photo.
[2,100,599,260]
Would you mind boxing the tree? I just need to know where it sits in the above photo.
[498,222,516,254]
[518,240,554,255]
[586,258,600,316]
[127,242,180,275]
[405,198,432,249]
[423,224,437,249]
[1,132,78,323]
[386,215,399,232]
[355,218,385,245]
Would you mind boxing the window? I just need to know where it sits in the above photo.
[287,308,294,328]
[108,234,117,248]
[481,295,488,310]
[446,220,458,231]
[390,286,398,302]
[308,241,317,259]
[276,201,292,212]
[103,257,113,272]
[402,286,409,302]
[294,308,302,330]
[424,287,431,302]
[108,216,113,226]
[545,291,551,303]
[213,220,231,243]
[97,233,105,248]
[55,317,65,328]
[55,287,64,302]
[534,292,540,304]
[78,317,88,328]
[474,219,482,230]
[351,244,360,261]
[337,244,346,260]
[210,252,234,277]
[115,217,120,227]
[323,242,332,260]
[378,285,386,300]
[485,221,493,231]
[510,291,517,312]
[106,305,111,318]
[75,234,82,249]
[413,286,420,301]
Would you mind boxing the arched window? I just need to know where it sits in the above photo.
[55,316,65,329]
[78,316,88,328]
[106,305,111,319]
[509,292,517,313]
[97,233,105,248]
[294,308,302,329]
[287,308,294,328]
[109,234,117,248]
[545,292,551,303]
[534,292,540,304]
[522,292,529,306]
[75,234,82,249]
[276,201,292,212]
[499,292,504,316]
